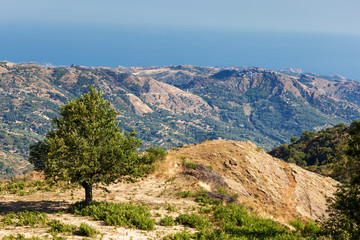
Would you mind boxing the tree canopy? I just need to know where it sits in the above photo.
[269,123,349,178]
[29,86,159,204]
[324,120,360,239]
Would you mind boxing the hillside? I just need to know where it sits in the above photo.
[1,62,360,178]
[158,140,338,222]
[0,140,338,239]
[269,123,349,179]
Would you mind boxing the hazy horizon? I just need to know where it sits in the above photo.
[1,24,359,81]
[1,1,359,80]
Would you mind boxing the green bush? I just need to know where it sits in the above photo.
[166,203,177,212]
[195,192,221,206]
[145,146,168,161]
[70,201,155,230]
[2,234,42,240]
[78,222,98,237]
[160,216,175,227]
[214,204,249,227]
[162,231,193,240]
[0,178,58,196]
[206,165,213,171]
[184,162,196,170]
[290,219,322,237]
[164,203,325,240]
[2,210,48,227]
[214,204,297,239]
[289,219,305,232]
[217,187,229,195]
[47,220,76,234]
[303,221,321,236]
[176,191,195,198]
[176,213,209,230]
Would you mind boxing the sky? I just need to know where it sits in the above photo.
[0,0,359,79]
[1,0,360,35]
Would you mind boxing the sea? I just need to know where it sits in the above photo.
[1,24,359,81]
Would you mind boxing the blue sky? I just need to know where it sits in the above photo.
[1,0,359,35]
[0,0,359,79]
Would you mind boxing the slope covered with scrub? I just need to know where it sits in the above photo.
[0,140,337,239]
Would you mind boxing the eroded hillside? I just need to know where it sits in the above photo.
[156,140,337,222]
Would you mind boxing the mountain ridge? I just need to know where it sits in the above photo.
[1,61,360,178]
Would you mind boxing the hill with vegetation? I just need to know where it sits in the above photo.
[0,139,338,239]
[268,123,349,179]
[1,62,360,178]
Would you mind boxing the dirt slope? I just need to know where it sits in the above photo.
[157,140,338,222]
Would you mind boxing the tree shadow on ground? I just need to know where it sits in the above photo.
[0,200,69,215]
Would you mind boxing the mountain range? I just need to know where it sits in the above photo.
[1,61,360,177]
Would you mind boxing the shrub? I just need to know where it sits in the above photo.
[289,219,305,232]
[217,187,229,195]
[184,162,196,170]
[78,222,98,237]
[1,212,16,226]
[166,203,177,212]
[162,231,193,240]
[214,204,249,227]
[206,165,213,171]
[176,213,209,230]
[0,177,58,196]
[290,219,322,237]
[214,204,290,238]
[303,220,322,236]
[176,191,195,198]
[48,220,76,234]
[195,192,222,206]
[70,201,155,230]
[1,234,42,240]
[2,210,48,227]
[145,146,167,161]
[160,216,175,227]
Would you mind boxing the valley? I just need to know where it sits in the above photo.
[1,62,359,178]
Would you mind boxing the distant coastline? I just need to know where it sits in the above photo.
[0,24,359,81]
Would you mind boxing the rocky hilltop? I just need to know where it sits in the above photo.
[159,140,338,222]
[1,62,360,177]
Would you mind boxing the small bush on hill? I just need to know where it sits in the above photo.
[176,213,209,230]
[145,146,168,161]
[176,190,195,198]
[69,201,155,230]
[0,176,67,195]
[47,220,77,234]
[78,222,98,237]
[163,200,324,240]
[184,161,197,170]
[160,216,175,227]
[290,219,322,237]
[1,210,48,227]
[1,234,42,240]
[195,192,222,206]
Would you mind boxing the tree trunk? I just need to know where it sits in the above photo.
[82,182,93,205]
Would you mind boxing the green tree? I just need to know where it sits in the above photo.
[324,120,360,239]
[29,86,155,204]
